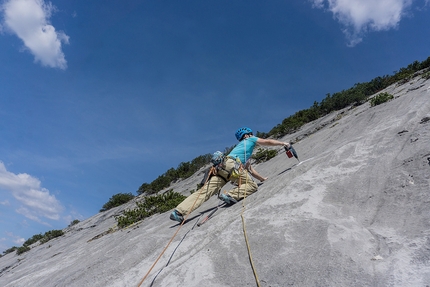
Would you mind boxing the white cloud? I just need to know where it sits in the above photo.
[0,199,10,205]
[5,232,25,245]
[0,237,8,252]
[311,0,413,46]
[312,0,325,8]
[0,161,63,223]
[1,0,69,69]
[416,0,430,10]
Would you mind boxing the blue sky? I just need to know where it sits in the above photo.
[0,0,429,252]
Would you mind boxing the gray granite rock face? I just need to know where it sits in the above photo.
[1,75,430,287]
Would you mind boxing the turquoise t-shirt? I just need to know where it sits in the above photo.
[228,136,258,163]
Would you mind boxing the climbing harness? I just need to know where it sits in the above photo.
[212,153,242,184]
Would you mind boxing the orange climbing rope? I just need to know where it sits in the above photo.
[240,182,261,286]
[240,139,261,287]
[136,167,215,287]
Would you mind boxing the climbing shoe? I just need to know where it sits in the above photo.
[170,210,184,223]
[219,194,238,205]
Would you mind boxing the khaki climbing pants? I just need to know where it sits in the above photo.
[225,167,258,202]
[176,158,258,215]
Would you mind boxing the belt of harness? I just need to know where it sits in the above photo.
[200,166,228,188]
[211,152,232,183]
[213,166,229,183]
[215,161,244,187]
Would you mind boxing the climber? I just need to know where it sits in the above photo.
[170,126,290,223]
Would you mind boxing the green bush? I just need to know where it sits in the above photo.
[100,192,135,212]
[23,234,44,247]
[13,229,64,255]
[370,92,394,107]
[422,71,430,79]
[3,246,17,255]
[252,148,278,164]
[137,154,213,195]
[68,219,80,227]
[116,190,186,228]
[268,57,430,138]
[40,230,64,244]
[16,246,30,255]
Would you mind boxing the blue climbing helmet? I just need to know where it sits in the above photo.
[235,127,253,141]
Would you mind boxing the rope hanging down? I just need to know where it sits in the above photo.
[136,168,214,287]
[241,205,261,287]
[241,139,261,287]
